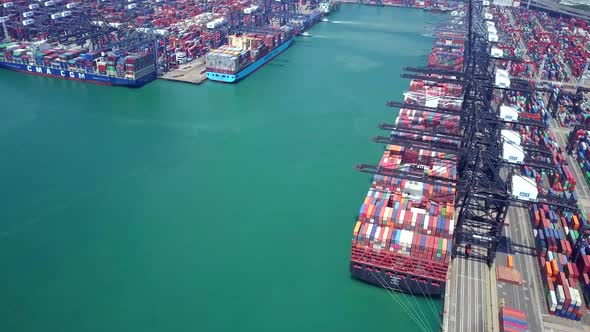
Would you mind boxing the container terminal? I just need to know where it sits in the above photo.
[0,0,340,86]
[349,1,590,332]
[5,0,590,330]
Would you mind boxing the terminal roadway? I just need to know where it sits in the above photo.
[443,245,494,332]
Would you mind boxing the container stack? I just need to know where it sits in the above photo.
[350,26,465,296]
[499,307,528,332]
[569,130,590,187]
[205,46,249,75]
[205,25,293,76]
[532,205,587,320]
[579,248,590,310]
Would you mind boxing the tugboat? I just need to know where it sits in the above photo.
[321,17,329,22]
[300,31,311,37]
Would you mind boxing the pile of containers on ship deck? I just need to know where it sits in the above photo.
[502,89,590,320]
[428,33,465,70]
[0,41,153,78]
[350,35,466,292]
[205,25,293,75]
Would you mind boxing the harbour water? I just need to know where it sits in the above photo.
[0,5,447,332]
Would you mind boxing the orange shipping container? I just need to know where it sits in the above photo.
[551,259,559,277]
[367,204,375,221]
[353,221,362,237]
[507,255,514,269]
[545,261,552,276]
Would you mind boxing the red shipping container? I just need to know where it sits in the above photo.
[568,278,577,287]
[546,276,555,291]
[572,263,579,278]
[563,285,572,309]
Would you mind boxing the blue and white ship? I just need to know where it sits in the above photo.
[206,35,294,83]
[0,41,157,87]
[0,61,156,87]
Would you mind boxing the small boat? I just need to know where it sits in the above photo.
[321,18,329,22]
[300,31,311,37]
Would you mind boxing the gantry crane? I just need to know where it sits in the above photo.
[355,0,583,266]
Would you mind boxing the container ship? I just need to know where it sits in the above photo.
[349,32,465,296]
[205,26,294,83]
[0,41,157,87]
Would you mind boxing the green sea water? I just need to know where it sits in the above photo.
[0,5,447,332]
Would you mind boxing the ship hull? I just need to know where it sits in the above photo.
[350,262,445,296]
[0,61,156,87]
[206,37,294,83]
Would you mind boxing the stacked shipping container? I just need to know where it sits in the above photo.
[350,30,465,296]
[205,25,293,75]
[499,307,528,332]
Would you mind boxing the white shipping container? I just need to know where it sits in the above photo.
[375,226,382,242]
[29,3,39,9]
[399,210,406,225]
[382,227,390,247]
[365,223,373,241]
[407,231,414,249]
[571,288,580,307]
[22,11,34,18]
[66,3,76,8]
[22,19,35,26]
[61,11,72,18]
[51,13,61,20]
[557,285,565,304]
[2,2,13,8]
[548,290,558,311]
[127,3,137,9]
[383,207,392,222]
[44,0,54,6]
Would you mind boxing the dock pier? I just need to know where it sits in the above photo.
[159,58,207,85]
